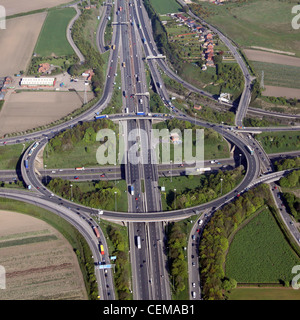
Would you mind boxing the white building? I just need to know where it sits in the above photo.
[20,77,55,87]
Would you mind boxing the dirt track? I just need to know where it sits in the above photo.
[2,0,72,16]
[244,49,300,67]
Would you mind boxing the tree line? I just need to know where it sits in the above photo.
[169,167,244,210]
[167,223,188,295]
[106,225,131,300]
[47,178,121,211]
[274,157,300,171]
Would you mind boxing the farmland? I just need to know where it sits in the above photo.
[0,92,92,136]
[225,209,300,284]
[228,287,300,300]
[0,210,87,300]
[34,7,76,57]
[243,49,300,68]
[0,12,47,77]
[149,0,182,14]
[250,61,300,90]
[0,91,93,137]
[193,0,300,57]
[3,0,73,17]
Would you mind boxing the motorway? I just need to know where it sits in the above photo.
[0,0,299,301]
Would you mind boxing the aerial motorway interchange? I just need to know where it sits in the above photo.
[0,0,300,301]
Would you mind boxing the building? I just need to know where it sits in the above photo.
[38,63,51,74]
[170,132,182,144]
[20,77,56,87]
[82,69,94,81]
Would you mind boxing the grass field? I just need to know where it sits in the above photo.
[0,143,31,170]
[225,209,300,283]
[228,287,300,300]
[149,0,182,14]
[34,7,76,57]
[255,131,300,154]
[197,0,300,57]
[251,61,300,90]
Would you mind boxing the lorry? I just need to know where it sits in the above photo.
[130,185,135,195]
[137,111,145,116]
[246,145,254,155]
[100,244,105,255]
[196,167,211,172]
[75,167,85,171]
[93,226,100,239]
[24,159,29,169]
[136,236,141,249]
[95,115,108,119]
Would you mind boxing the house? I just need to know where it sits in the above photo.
[206,33,213,40]
[170,132,182,144]
[82,69,94,81]
[38,63,51,74]
[194,105,202,110]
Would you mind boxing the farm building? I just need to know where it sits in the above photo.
[20,77,56,87]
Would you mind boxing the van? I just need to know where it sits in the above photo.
[139,99,143,104]
[192,292,196,299]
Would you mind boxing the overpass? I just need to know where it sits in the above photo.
[146,55,166,60]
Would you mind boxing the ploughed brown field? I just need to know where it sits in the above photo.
[0,91,94,137]
[0,12,47,77]
[2,0,72,16]
[0,210,87,300]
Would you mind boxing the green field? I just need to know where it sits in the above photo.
[0,143,31,170]
[251,61,300,90]
[149,0,182,14]
[255,131,300,154]
[35,8,76,57]
[195,0,300,57]
[228,287,300,300]
[225,209,300,283]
